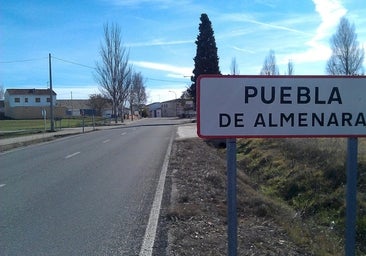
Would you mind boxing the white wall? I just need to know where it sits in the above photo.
[6,93,56,107]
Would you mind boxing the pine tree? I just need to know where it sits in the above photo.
[189,13,220,109]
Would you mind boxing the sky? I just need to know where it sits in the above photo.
[1,0,365,103]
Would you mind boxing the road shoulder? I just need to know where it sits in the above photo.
[155,138,313,255]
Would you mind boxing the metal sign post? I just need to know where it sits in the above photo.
[42,109,47,132]
[346,137,358,256]
[226,138,237,256]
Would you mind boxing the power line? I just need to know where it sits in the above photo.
[52,56,95,69]
[0,57,48,64]
[0,55,191,85]
[0,55,95,70]
[51,57,187,83]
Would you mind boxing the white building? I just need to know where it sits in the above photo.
[4,88,65,119]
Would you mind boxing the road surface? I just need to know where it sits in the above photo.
[0,118,185,255]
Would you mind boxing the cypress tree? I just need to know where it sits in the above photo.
[189,13,220,109]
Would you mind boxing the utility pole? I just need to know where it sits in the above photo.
[49,53,55,132]
[71,91,73,116]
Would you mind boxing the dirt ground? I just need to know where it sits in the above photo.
[155,138,314,256]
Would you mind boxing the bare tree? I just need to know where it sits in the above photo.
[287,59,294,75]
[128,72,146,120]
[260,49,279,75]
[119,71,132,122]
[88,94,111,116]
[326,17,364,75]
[95,23,132,123]
[230,57,240,75]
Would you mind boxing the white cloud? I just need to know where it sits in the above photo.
[131,61,192,77]
[232,46,255,54]
[146,87,186,104]
[126,39,192,48]
[56,86,99,99]
[279,0,346,66]
[312,0,347,42]
[245,18,311,36]
[219,13,312,37]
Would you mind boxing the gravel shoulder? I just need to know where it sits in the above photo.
[155,138,314,256]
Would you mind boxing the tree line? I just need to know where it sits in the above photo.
[187,14,364,108]
[94,14,364,116]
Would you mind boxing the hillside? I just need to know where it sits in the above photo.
[158,137,365,255]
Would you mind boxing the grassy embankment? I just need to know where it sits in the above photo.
[236,138,366,255]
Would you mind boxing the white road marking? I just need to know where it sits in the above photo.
[103,139,111,143]
[65,151,80,159]
[139,131,174,256]
[0,184,6,188]
[121,132,127,136]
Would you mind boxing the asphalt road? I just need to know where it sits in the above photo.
[0,118,184,255]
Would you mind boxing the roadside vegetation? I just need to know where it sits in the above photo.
[236,138,366,254]
[165,138,365,255]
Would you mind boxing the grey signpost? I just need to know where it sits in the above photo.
[197,75,366,256]
[346,137,358,256]
[226,138,237,255]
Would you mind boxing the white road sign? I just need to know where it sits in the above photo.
[197,75,366,138]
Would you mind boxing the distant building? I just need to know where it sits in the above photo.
[57,99,92,117]
[147,102,162,117]
[4,88,66,119]
[161,99,189,117]
[147,98,195,118]
[161,99,178,117]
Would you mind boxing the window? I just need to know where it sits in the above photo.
[35,98,41,103]
[25,98,28,103]
[47,97,51,102]
[14,98,20,103]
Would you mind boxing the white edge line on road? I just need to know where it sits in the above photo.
[65,151,81,159]
[103,139,111,143]
[0,184,6,188]
[139,130,175,256]
[121,132,127,136]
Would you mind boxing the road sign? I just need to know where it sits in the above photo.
[198,75,366,138]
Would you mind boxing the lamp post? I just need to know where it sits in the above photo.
[169,90,177,117]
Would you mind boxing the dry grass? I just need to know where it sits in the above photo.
[162,137,365,255]
[236,137,366,255]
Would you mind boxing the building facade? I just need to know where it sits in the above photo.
[147,98,194,118]
[4,89,66,119]
[147,102,162,117]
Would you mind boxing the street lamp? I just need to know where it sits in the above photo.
[169,90,177,117]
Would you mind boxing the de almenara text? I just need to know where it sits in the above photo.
[218,86,366,128]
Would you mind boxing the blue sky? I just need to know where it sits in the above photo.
[1,0,365,103]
